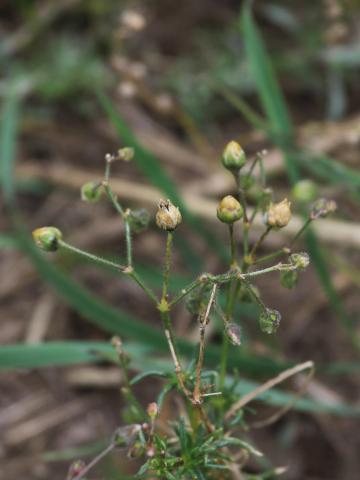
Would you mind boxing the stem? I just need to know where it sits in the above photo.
[128,270,158,304]
[169,275,208,307]
[229,224,238,268]
[289,218,312,247]
[71,443,115,480]
[249,225,272,259]
[59,240,125,271]
[125,220,132,267]
[255,248,288,265]
[193,284,217,403]
[162,232,173,302]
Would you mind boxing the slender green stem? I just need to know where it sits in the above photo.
[229,224,237,268]
[169,275,207,307]
[125,220,132,267]
[128,270,158,304]
[249,225,272,259]
[254,248,288,265]
[59,240,125,271]
[162,232,173,301]
[289,218,312,247]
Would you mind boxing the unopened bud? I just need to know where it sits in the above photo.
[147,402,158,419]
[292,180,318,203]
[118,146,134,162]
[289,252,310,270]
[67,460,86,480]
[310,198,337,220]
[217,195,243,224]
[32,227,62,252]
[222,141,246,172]
[81,181,102,203]
[226,323,241,346]
[112,424,141,449]
[156,199,182,231]
[259,308,281,334]
[265,198,291,228]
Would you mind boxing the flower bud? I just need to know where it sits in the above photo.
[32,227,62,252]
[265,198,291,228]
[310,198,337,220]
[259,308,281,334]
[147,402,158,419]
[217,195,243,224]
[67,460,86,480]
[81,181,102,203]
[289,252,310,270]
[156,199,182,231]
[221,141,246,172]
[226,323,241,346]
[292,180,318,204]
[118,146,134,162]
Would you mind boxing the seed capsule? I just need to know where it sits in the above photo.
[217,195,243,224]
[81,181,102,203]
[118,146,134,161]
[265,198,291,228]
[226,323,241,346]
[259,308,281,334]
[221,141,246,172]
[156,199,182,231]
[147,402,158,419]
[289,252,310,270]
[292,180,318,204]
[32,227,62,252]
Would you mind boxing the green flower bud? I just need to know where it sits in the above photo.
[32,227,62,252]
[292,180,318,204]
[265,198,291,228]
[118,146,134,162]
[221,141,246,172]
[226,323,241,346]
[217,195,243,224]
[310,198,337,220]
[280,270,299,289]
[156,199,182,231]
[81,181,102,203]
[126,208,149,233]
[259,308,281,334]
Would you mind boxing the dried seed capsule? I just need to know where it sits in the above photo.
[259,308,281,334]
[217,195,243,224]
[81,181,102,203]
[226,323,241,346]
[32,227,62,252]
[265,198,291,228]
[310,198,337,220]
[156,199,182,231]
[222,141,246,172]
[292,180,318,203]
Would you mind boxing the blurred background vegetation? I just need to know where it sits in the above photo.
[1,1,360,479]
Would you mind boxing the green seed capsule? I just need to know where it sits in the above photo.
[32,227,62,252]
[280,270,299,289]
[292,180,318,204]
[221,141,246,172]
[217,195,243,224]
[259,308,281,334]
[81,181,102,203]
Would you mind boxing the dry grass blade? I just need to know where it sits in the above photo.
[225,360,314,421]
